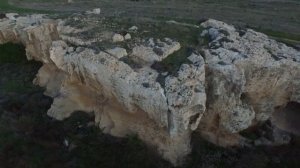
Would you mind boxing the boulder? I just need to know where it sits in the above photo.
[198,19,300,146]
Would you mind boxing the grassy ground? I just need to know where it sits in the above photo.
[0,0,50,13]
[0,43,27,63]
[0,43,41,93]
[2,0,299,49]
[6,0,300,34]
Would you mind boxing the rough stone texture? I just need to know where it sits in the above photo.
[0,14,299,165]
[5,13,18,20]
[112,33,124,42]
[0,13,205,165]
[165,53,206,134]
[198,19,300,147]
[132,38,181,64]
[124,33,131,40]
[106,47,128,59]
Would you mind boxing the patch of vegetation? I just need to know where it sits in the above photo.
[1,79,39,93]
[99,17,210,79]
[0,42,43,93]
[272,37,300,50]
[0,0,47,13]
[151,47,193,75]
[100,16,202,46]
[0,43,27,63]
[251,27,300,42]
[0,105,172,168]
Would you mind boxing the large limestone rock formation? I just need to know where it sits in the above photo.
[0,13,299,165]
[198,20,300,146]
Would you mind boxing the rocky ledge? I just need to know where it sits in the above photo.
[0,12,299,165]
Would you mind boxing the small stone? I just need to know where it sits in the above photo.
[124,33,131,40]
[76,47,84,53]
[106,47,127,59]
[164,38,173,45]
[92,8,101,14]
[147,38,155,47]
[161,72,168,76]
[129,26,138,32]
[188,53,203,64]
[67,47,74,53]
[85,8,101,15]
[5,13,18,20]
[112,33,124,43]
[64,139,69,147]
[200,30,208,37]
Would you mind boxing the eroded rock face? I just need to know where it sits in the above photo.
[0,14,299,165]
[198,19,300,146]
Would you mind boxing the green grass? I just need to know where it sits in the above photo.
[0,43,27,63]
[151,47,193,76]
[1,79,38,93]
[0,43,44,93]
[0,0,51,13]
[249,27,300,48]
[252,27,300,42]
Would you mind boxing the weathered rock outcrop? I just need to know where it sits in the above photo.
[198,19,300,146]
[0,13,299,165]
